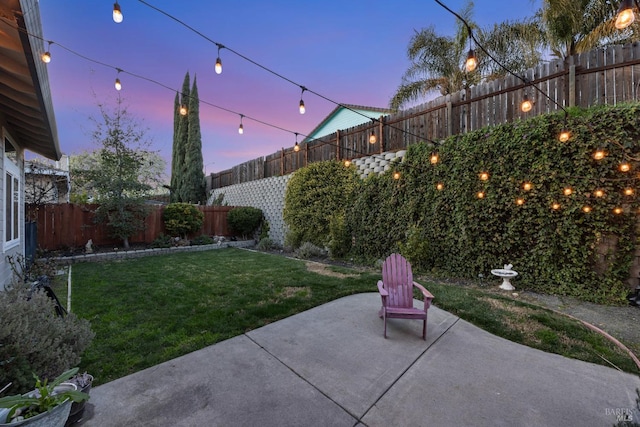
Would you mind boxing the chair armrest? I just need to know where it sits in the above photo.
[377,280,388,296]
[413,281,434,300]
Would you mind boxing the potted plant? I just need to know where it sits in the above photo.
[0,368,89,427]
[64,373,93,426]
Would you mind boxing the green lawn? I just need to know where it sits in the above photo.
[63,248,639,385]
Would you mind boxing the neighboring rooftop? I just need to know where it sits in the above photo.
[302,104,392,143]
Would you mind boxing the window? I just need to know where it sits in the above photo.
[4,137,20,249]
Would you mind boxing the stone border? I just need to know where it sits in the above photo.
[50,240,255,264]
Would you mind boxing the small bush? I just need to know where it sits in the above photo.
[227,207,263,239]
[257,237,276,251]
[259,219,270,241]
[150,233,173,248]
[285,230,303,250]
[191,235,214,246]
[163,203,204,239]
[0,283,94,395]
[295,242,326,260]
[327,214,351,259]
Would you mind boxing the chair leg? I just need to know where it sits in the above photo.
[422,317,426,340]
[383,310,387,339]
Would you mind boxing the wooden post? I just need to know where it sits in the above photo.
[336,130,340,161]
[446,97,453,137]
[304,141,308,167]
[568,61,576,107]
[280,148,284,176]
[379,116,384,154]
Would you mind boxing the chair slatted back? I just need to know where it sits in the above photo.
[381,253,414,309]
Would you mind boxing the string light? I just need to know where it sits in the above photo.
[523,182,532,191]
[479,172,489,181]
[114,68,122,91]
[624,188,635,196]
[594,189,605,198]
[294,133,300,152]
[238,115,244,134]
[215,44,223,75]
[563,187,573,196]
[477,191,485,199]
[619,162,631,172]
[369,131,377,144]
[41,41,52,63]
[113,1,123,24]
[516,198,525,206]
[430,153,439,164]
[436,183,444,191]
[613,207,624,214]
[558,126,570,142]
[593,148,606,160]
[582,206,592,213]
[520,93,533,113]
[179,105,187,116]
[465,49,478,73]
[344,160,351,167]
[299,87,306,114]
[615,0,636,29]
[393,171,401,180]
[551,202,561,210]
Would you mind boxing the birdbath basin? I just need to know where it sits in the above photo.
[491,268,518,291]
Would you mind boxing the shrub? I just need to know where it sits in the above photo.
[327,214,351,259]
[227,207,263,239]
[163,203,204,239]
[191,235,214,246]
[0,283,94,395]
[294,242,326,259]
[150,233,173,248]
[256,237,276,251]
[259,219,270,241]
[284,161,358,249]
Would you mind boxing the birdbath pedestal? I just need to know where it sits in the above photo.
[491,267,518,291]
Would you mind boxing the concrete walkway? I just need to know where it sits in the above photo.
[79,293,640,426]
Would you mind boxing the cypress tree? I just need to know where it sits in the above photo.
[183,76,206,203]
[169,91,180,202]
[176,72,190,202]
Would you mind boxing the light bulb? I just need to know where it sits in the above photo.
[558,129,570,142]
[479,172,489,181]
[616,0,635,29]
[369,132,377,144]
[344,160,351,167]
[115,78,122,91]
[477,191,485,199]
[294,142,300,152]
[41,51,51,63]
[215,57,222,75]
[523,182,532,191]
[520,95,533,113]
[465,49,477,72]
[613,207,623,215]
[619,162,631,172]
[624,188,635,196]
[593,149,605,160]
[113,2,123,23]
[430,154,439,164]
[299,99,305,114]
[594,189,604,198]
[179,105,187,116]
[563,187,573,196]
[238,124,244,135]
[582,206,592,213]
[436,183,444,191]
[393,172,401,180]
[552,202,561,210]
[516,198,525,206]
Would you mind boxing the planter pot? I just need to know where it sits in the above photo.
[65,375,92,426]
[0,384,76,427]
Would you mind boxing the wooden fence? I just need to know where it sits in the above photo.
[208,42,640,191]
[27,204,234,251]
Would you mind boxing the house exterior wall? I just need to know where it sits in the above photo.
[305,108,386,142]
[1,126,25,290]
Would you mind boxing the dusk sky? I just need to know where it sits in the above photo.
[38,1,541,178]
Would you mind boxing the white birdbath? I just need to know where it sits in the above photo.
[491,265,518,291]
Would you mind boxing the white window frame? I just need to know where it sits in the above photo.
[4,135,21,251]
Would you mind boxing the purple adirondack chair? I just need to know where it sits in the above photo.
[377,253,434,340]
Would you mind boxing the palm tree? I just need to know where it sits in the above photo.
[540,0,640,59]
[390,1,545,110]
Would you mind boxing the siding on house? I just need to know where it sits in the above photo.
[302,105,391,143]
